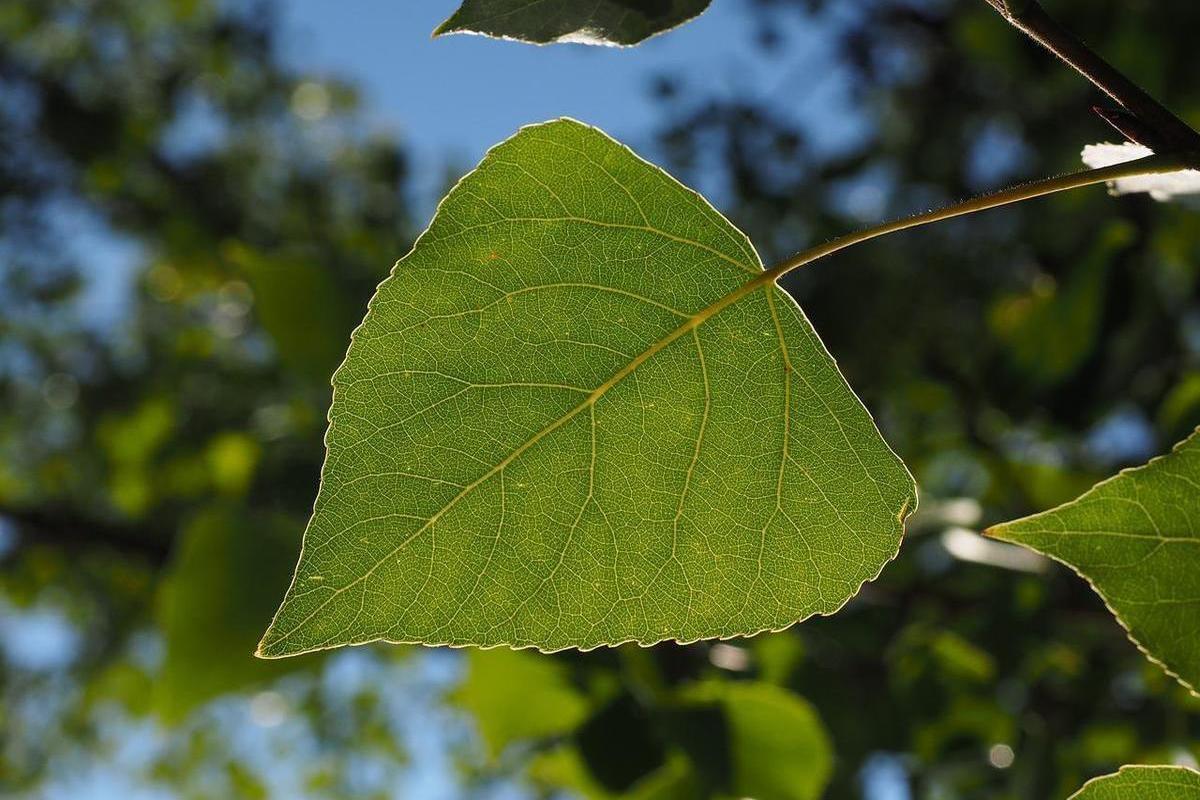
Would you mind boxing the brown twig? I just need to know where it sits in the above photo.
[982,0,1200,152]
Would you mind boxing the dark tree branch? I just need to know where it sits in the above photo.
[1,506,172,565]
[982,0,1200,152]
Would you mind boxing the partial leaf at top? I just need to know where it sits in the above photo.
[434,0,712,46]
[1068,765,1200,799]
[257,118,915,658]
[988,428,1200,694]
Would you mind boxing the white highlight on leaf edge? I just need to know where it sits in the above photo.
[1081,142,1200,201]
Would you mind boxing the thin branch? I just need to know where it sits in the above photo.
[981,0,1200,151]
[760,151,1193,284]
[665,154,1194,355]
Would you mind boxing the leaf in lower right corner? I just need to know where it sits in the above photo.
[434,0,712,46]
[988,427,1200,694]
[1068,765,1200,799]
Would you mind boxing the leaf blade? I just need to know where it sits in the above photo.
[1068,765,1200,799]
[258,118,915,657]
[435,0,713,46]
[988,428,1200,694]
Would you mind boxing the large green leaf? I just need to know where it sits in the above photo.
[434,0,712,46]
[988,428,1200,694]
[257,118,915,658]
[1068,765,1200,799]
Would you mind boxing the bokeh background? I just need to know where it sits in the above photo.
[2,0,1199,797]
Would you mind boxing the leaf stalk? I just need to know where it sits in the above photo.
[761,152,1195,285]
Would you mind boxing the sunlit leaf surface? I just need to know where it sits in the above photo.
[1068,765,1200,799]
[989,428,1200,694]
[258,119,915,657]
[434,0,711,46]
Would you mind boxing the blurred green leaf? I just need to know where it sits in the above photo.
[529,746,693,799]
[989,223,1132,386]
[750,632,805,685]
[912,695,1014,764]
[257,118,915,657]
[155,506,313,721]
[1068,765,1200,798]
[893,624,996,688]
[224,242,359,382]
[989,428,1200,694]
[454,648,589,759]
[434,0,711,46]
[205,432,261,496]
[577,692,669,792]
[1159,372,1200,441]
[668,681,833,800]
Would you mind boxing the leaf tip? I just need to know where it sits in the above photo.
[981,522,1026,544]
[432,8,470,39]
[254,625,292,660]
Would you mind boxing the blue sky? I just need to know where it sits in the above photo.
[277,0,863,207]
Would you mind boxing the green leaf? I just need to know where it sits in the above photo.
[669,681,833,800]
[988,428,1200,694]
[529,747,695,799]
[257,118,915,658]
[525,682,831,800]
[454,649,590,759]
[434,0,712,46]
[1068,765,1200,799]
[988,221,1132,387]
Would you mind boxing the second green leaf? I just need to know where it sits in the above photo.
[989,428,1200,694]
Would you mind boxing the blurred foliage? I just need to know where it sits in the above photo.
[1,0,1199,798]
[155,506,312,722]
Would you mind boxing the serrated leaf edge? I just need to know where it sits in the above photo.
[1067,764,1200,799]
[432,1,713,48]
